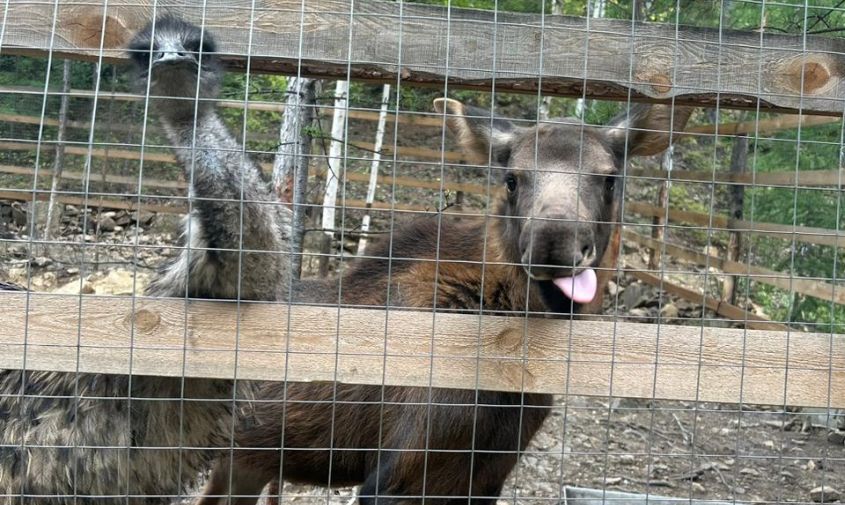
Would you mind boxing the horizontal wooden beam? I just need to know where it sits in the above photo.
[626,268,787,331]
[626,167,844,188]
[0,85,450,128]
[0,291,841,408]
[684,114,841,136]
[3,1,845,114]
[624,231,845,306]
[4,85,840,139]
[0,188,440,215]
[626,201,845,248]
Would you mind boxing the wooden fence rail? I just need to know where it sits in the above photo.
[626,268,786,331]
[2,1,845,114]
[4,86,841,136]
[0,188,436,215]
[1,291,842,409]
[626,201,845,248]
[624,231,845,306]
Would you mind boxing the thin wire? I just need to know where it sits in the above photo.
[418,0,455,499]
[326,1,356,501]
[275,0,313,503]
[370,0,407,501]
[222,0,260,502]
[17,0,58,501]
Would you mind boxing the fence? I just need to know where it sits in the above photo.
[1,1,844,504]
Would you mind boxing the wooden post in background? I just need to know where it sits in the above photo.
[44,60,72,242]
[648,145,673,270]
[319,80,350,277]
[357,84,391,256]
[273,77,320,280]
[722,134,747,304]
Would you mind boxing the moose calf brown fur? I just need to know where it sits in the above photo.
[199,99,691,505]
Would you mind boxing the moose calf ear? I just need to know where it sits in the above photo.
[433,98,516,164]
[605,103,695,157]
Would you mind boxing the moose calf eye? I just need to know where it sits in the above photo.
[505,174,518,193]
[605,176,616,193]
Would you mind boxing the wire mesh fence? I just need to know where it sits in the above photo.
[0,1,844,504]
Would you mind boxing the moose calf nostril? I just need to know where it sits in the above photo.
[581,244,592,258]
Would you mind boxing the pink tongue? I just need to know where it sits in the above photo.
[553,268,598,304]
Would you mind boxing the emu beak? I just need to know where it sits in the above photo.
[153,42,195,66]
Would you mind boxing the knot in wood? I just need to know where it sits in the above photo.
[494,325,525,356]
[127,308,161,334]
[61,12,128,49]
[636,72,673,95]
[783,55,834,95]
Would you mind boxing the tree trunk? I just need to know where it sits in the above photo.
[318,80,349,276]
[722,135,747,304]
[357,84,391,256]
[649,145,673,271]
[273,77,319,280]
[44,60,71,241]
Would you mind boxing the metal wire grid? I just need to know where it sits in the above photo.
[0,0,843,504]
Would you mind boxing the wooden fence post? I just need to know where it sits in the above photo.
[273,77,320,280]
[722,134,747,304]
[357,84,391,256]
[648,145,673,270]
[319,80,350,277]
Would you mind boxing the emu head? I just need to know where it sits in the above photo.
[127,16,222,112]
[434,98,691,311]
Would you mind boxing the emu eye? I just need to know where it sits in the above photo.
[505,173,518,193]
[184,39,200,56]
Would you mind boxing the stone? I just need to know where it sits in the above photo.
[98,216,117,232]
[810,486,841,503]
[131,210,155,226]
[827,430,845,445]
[660,303,679,318]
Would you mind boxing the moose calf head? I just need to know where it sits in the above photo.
[434,98,691,310]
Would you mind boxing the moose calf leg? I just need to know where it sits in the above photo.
[197,455,275,505]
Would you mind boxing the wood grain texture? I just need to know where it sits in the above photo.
[624,231,845,306]
[0,291,841,408]
[0,188,441,215]
[626,201,845,248]
[2,1,845,114]
[626,167,844,188]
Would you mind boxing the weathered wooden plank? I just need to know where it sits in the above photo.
[0,162,488,196]
[626,167,845,188]
[0,188,182,214]
[627,268,787,331]
[0,187,440,215]
[2,1,844,114]
[626,201,845,248]
[0,85,450,127]
[0,291,842,408]
[624,231,845,306]
[685,114,841,136]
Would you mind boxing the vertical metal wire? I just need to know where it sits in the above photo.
[326,1,357,501]
[276,2,313,503]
